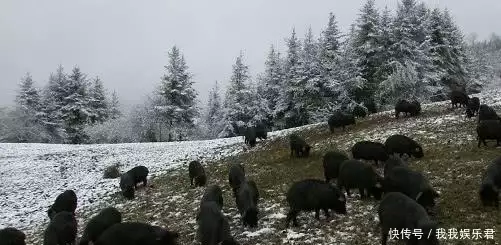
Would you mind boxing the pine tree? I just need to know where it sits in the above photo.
[274,28,308,129]
[61,66,90,144]
[352,0,381,103]
[440,9,469,91]
[246,80,271,128]
[318,12,343,96]
[373,6,394,86]
[379,0,434,105]
[41,65,68,143]
[11,73,47,142]
[205,81,224,138]
[156,46,199,141]
[88,77,109,124]
[301,27,326,122]
[16,73,41,113]
[339,24,365,110]
[319,13,342,74]
[219,52,254,137]
[258,45,284,128]
[109,90,121,119]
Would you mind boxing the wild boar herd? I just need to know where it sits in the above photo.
[1,90,501,245]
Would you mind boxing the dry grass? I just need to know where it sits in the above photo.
[26,103,501,245]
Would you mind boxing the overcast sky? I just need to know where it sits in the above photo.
[1,0,500,109]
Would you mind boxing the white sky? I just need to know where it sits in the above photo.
[1,0,500,109]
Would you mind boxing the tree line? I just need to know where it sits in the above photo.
[2,0,500,143]
[1,66,120,143]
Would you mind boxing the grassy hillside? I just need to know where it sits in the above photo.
[26,95,501,245]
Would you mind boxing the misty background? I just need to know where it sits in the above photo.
[2,0,500,108]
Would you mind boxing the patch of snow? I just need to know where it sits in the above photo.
[285,229,306,240]
[242,227,274,237]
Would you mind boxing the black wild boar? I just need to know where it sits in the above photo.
[47,189,77,220]
[384,134,424,159]
[478,104,500,122]
[188,160,207,187]
[119,166,149,200]
[0,227,26,245]
[235,180,260,228]
[479,156,501,208]
[285,179,346,227]
[411,100,422,115]
[119,174,135,200]
[395,100,421,118]
[383,155,407,178]
[450,90,469,108]
[328,111,356,132]
[95,222,179,245]
[244,127,257,147]
[476,119,501,148]
[289,134,311,158]
[79,207,122,245]
[352,105,367,118]
[43,211,77,245]
[466,97,480,118]
[378,192,439,245]
[228,163,246,196]
[254,124,268,140]
[384,166,439,212]
[201,185,224,210]
[364,99,378,114]
[197,201,239,245]
[337,160,384,200]
[351,141,389,166]
[322,151,349,183]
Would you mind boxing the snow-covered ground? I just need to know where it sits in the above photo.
[1,88,500,244]
[0,138,250,231]
[0,116,324,233]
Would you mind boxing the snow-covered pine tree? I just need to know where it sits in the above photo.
[109,90,121,119]
[205,81,224,138]
[156,46,198,141]
[219,52,254,137]
[352,0,382,104]
[257,45,284,129]
[88,76,109,124]
[319,13,342,77]
[300,27,326,122]
[338,24,366,111]
[61,66,91,144]
[440,9,471,92]
[16,73,41,114]
[248,80,271,128]
[10,73,48,142]
[373,6,394,92]
[378,0,434,106]
[315,12,350,119]
[41,65,68,143]
[274,28,308,129]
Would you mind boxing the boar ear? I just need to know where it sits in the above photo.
[415,191,423,201]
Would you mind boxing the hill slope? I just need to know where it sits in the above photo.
[1,89,501,245]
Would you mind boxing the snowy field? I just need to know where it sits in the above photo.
[0,138,250,231]
[1,88,501,244]
[0,117,321,232]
